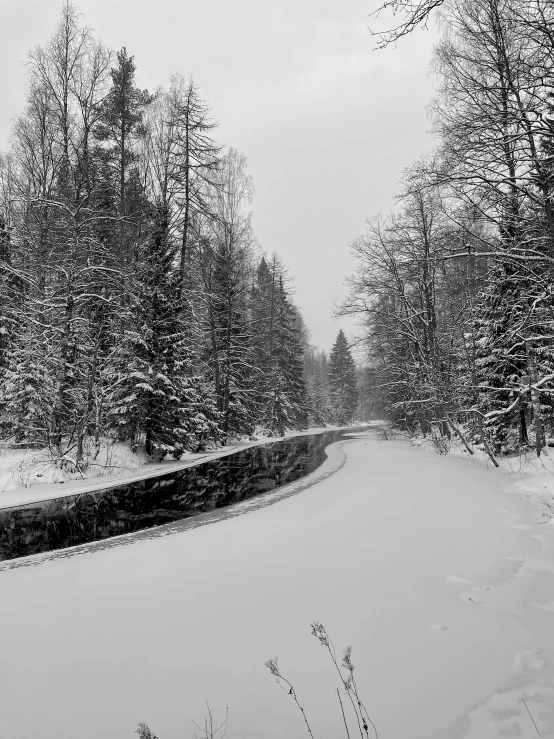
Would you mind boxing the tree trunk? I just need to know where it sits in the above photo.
[525,341,545,456]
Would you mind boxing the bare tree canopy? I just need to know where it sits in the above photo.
[370,0,445,47]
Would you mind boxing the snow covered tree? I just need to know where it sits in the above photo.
[198,149,260,439]
[0,321,56,446]
[0,6,321,462]
[329,330,358,425]
[0,211,17,375]
[250,255,309,434]
[475,248,554,455]
[168,75,222,286]
[273,279,309,430]
[94,46,153,268]
[107,204,220,457]
[304,346,332,426]
[106,87,223,457]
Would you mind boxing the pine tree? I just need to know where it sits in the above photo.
[475,254,554,454]
[304,346,331,426]
[251,256,308,434]
[107,204,221,457]
[329,330,358,425]
[309,370,331,426]
[250,256,274,384]
[169,75,222,285]
[264,371,292,437]
[1,320,56,446]
[200,149,259,439]
[274,279,309,430]
[0,212,17,375]
[94,47,153,268]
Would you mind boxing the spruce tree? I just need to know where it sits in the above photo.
[475,256,554,454]
[274,279,309,430]
[94,47,153,268]
[1,320,56,446]
[309,370,331,426]
[0,212,17,375]
[329,330,358,425]
[107,204,221,457]
[200,149,259,439]
[251,256,308,434]
[304,346,332,426]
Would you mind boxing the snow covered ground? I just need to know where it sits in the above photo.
[0,432,553,739]
[410,432,554,529]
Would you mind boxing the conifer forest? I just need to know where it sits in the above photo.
[0,3,360,468]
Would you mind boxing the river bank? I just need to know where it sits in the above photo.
[0,425,366,510]
[0,433,552,738]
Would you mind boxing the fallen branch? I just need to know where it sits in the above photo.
[445,416,474,455]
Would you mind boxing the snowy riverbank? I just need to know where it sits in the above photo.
[0,425,369,510]
[0,432,553,738]
[410,432,554,529]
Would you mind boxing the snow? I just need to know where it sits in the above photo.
[409,432,554,524]
[0,433,553,739]
[0,439,151,496]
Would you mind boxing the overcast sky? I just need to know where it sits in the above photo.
[0,0,437,353]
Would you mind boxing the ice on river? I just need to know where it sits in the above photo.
[0,435,553,739]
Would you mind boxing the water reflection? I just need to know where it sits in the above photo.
[0,429,362,562]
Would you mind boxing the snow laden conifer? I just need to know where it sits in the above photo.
[309,372,331,427]
[475,254,554,455]
[108,204,220,457]
[0,212,17,375]
[474,263,530,453]
[328,330,358,425]
[94,46,153,270]
[1,320,56,446]
[0,5,321,462]
[199,149,259,440]
[274,278,309,430]
[304,347,331,426]
[251,255,309,435]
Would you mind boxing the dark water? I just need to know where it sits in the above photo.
[0,428,364,562]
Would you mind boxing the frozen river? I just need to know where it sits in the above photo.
[0,433,552,738]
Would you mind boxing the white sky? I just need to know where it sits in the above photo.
[0,0,437,353]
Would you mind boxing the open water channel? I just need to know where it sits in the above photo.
[0,427,365,562]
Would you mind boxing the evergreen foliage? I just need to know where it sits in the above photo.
[328,330,358,425]
[251,256,309,435]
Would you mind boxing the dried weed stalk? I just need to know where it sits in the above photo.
[265,623,378,739]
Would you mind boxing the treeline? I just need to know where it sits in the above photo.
[342,0,554,456]
[0,2,352,464]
